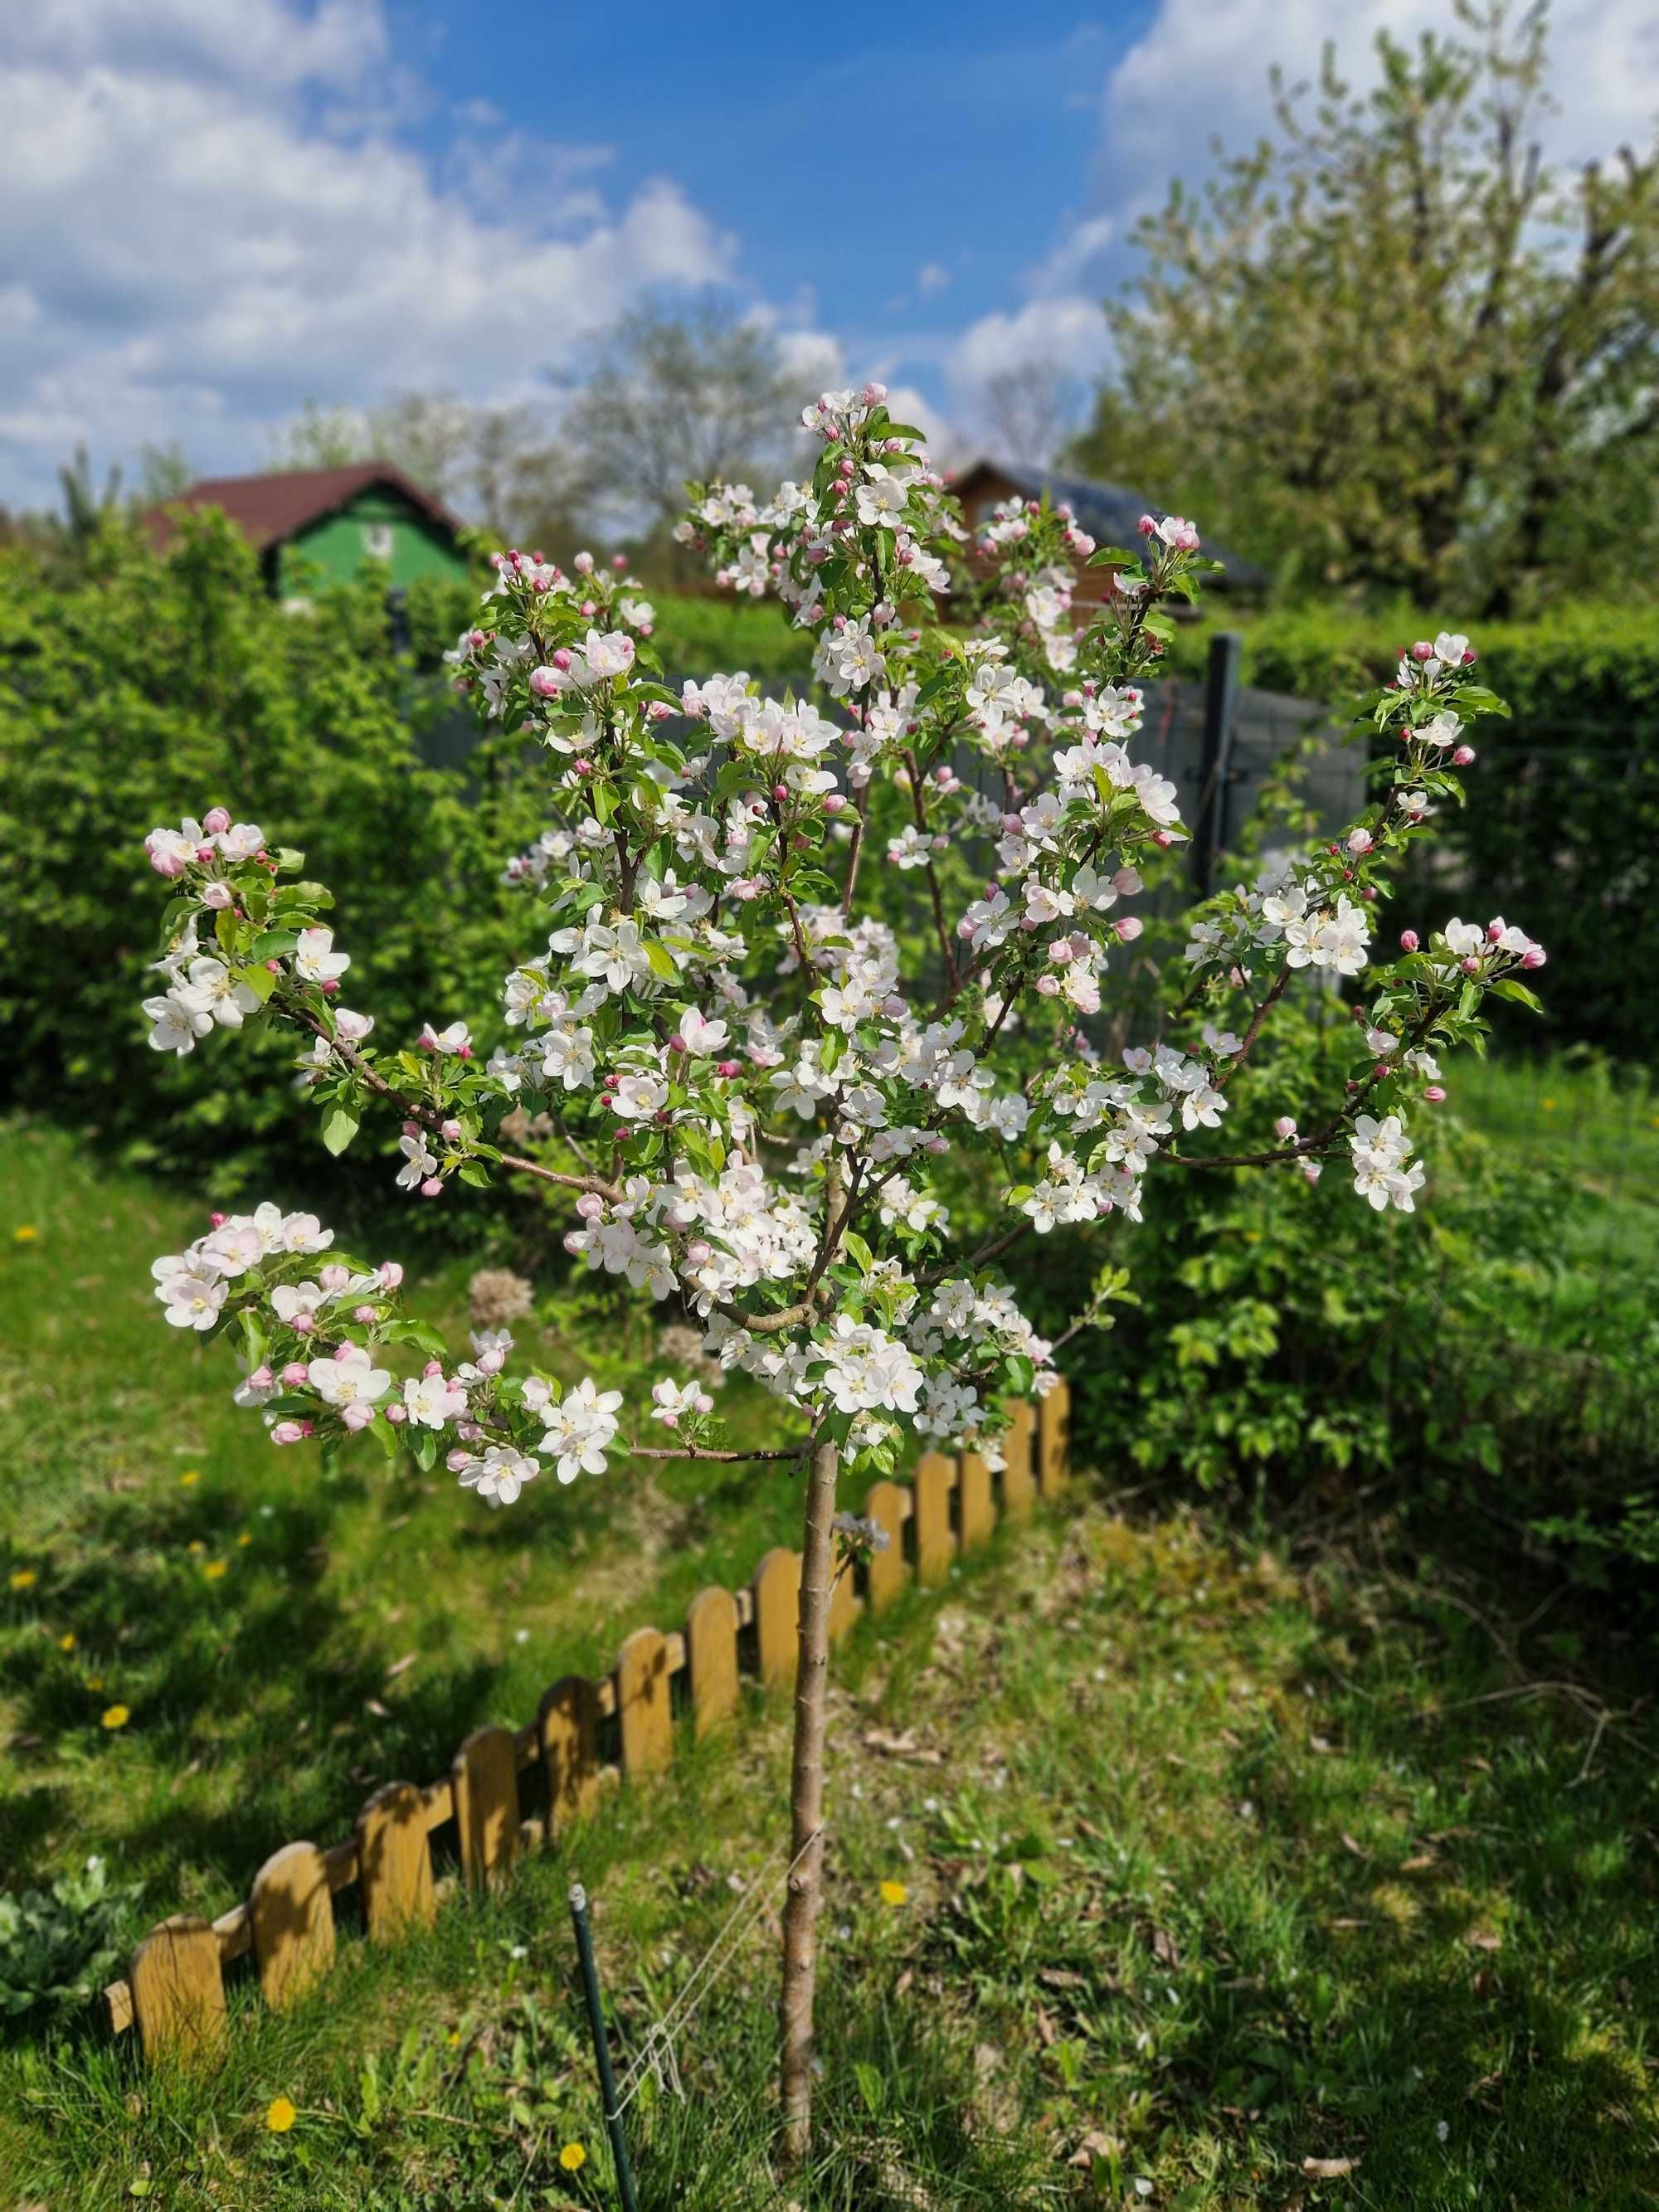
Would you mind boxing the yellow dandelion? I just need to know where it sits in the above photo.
[236,1532,252,1548]
[187,1539,206,1557]
[445,2030,461,2049]
[180,1470,201,1488]
[101,1704,131,1730]
[558,2142,586,2172]
[1541,1096,1556,1111]
[13,1225,37,1242]
[265,2095,297,2133]
[58,1631,77,1652]
[202,1560,228,1582]
[8,1568,37,1592]
[86,1674,105,1691]
[879,1879,908,1907]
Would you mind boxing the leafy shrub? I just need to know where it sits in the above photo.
[0,515,547,1209]
[0,1857,141,2031]
[996,997,1659,1599]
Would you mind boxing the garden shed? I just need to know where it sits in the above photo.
[148,462,470,600]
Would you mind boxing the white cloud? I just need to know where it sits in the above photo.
[1098,0,1659,211]
[0,3,734,507]
[917,261,951,299]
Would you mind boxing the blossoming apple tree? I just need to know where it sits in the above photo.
[137,383,1540,2158]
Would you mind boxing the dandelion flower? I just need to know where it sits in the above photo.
[237,1533,252,1548]
[265,2095,297,2132]
[13,1225,37,1242]
[180,1470,201,1487]
[203,1560,228,1582]
[8,1568,37,1592]
[879,1879,907,1907]
[101,1704,130,1730]
[58,1631,76,1652]
[558,2142,586,2172]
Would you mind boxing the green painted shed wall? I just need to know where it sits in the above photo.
[275,488,469,596]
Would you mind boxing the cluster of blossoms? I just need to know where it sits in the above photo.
[134,382,1542,1495]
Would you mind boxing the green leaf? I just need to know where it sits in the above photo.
[319,1101,359,1156]
[236,962,276,1004]
[644,937,677,981]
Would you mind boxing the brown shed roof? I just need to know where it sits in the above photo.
[148,462,465,550]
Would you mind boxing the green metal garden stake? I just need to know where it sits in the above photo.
[569,1880,641,2212]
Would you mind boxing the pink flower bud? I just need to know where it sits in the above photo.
[420,1360,442,1381]
[581,600,597,618]
[772,784,789,803]
[1412,640,1434,662]
[1275,1116,1297,1140]
[1035,974,1061,997]
[319,1263,349,1292]
[956,918,974,939]
[1347,829,1374,855]
[1486,921,1505,943]
[148,848,186,879]
[281,1361,309,1387]
[421,1176,444,1198]
[320,977,339,995]
[1374,1062,1390,1080]
[562,1231,583,1255]
[440,1118,462,1142]
[823,793,846,815]
[1452,745,1475,766]
[446,1448,472,1472]
[342,1403,375,1431]
[551,647,572,672]
[1399,930,1419,952]
[248,1364,275,1388]
[574,551,595,575]
[1114,916,1143,942]
[611,552,628,571]
[291,1312,314,1334]
[201,881,234,910]
[714,1058,742,1077]
[333,1341,357,1362]
[528,665,559,698]
[686,1239,713,1265]
[1423,1086,1447,1103]
[1522,946,1546,970]
[1462,955,1481,975]
[353,1303,377,1324]
[1137,513,1155,535]
[209,1210,227,1228]
[270,1421,305,1446]
[386,1403,407,1425]
[1151,829,1175,848]
[378,1262,403,1290]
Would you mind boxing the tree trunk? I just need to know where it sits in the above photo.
[778,1434,839,2166]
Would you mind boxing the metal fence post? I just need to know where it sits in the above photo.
[1192,630,1243,896]
[569,1880,641,2212]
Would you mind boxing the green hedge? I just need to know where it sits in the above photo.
[0,517,546,1212]
[1171,605,1659,1060]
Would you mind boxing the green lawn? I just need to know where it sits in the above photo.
[4,1500,1655,2208]
[2,1114,1657,2208]
[0,1118,808,1911]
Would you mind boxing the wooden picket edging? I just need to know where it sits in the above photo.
[105,1382,1070,2060]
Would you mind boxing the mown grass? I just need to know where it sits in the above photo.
[2,1087,1657,2208]
[3,1504,1655,2208]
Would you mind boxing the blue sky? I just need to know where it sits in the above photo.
[0,0,1650,511]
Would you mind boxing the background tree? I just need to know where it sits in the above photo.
[552,294,807,576]
[1068,1,1659,610]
